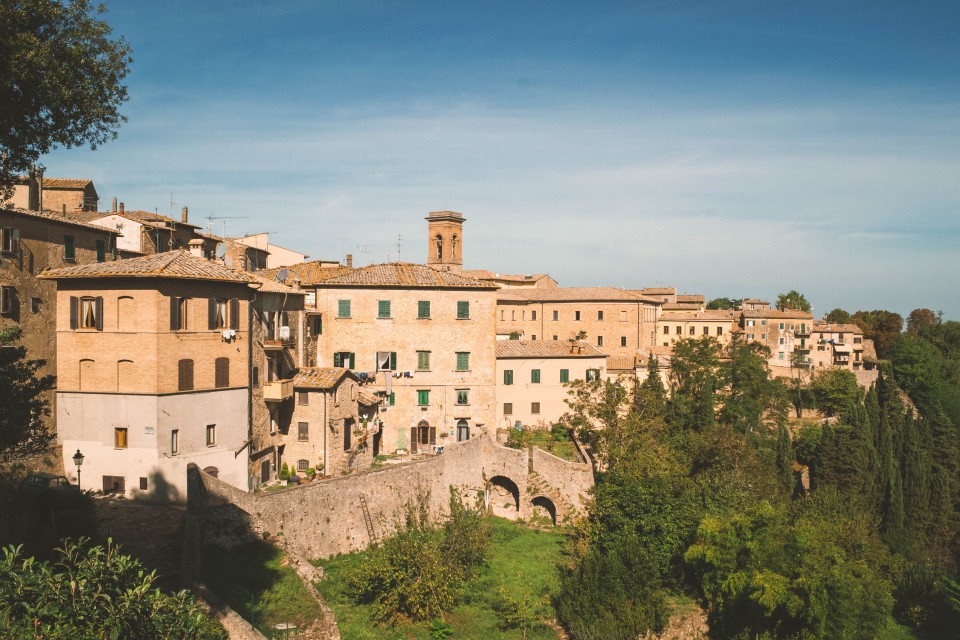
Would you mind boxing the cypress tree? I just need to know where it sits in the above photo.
[901,413,931,538]
[775,424,795,495]
[882,457,906,552]
[637,356,668,418]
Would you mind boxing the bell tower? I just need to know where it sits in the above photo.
[425,211,465,273]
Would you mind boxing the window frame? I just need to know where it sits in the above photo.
[0,227,17,254]
[531,402,541,414]
[170,429,179,455]
[417,300,431,319]
[298,421,309,441]
[504,402,513,415]
[377,299,391,319]
[206,424,216,447]
[417,350,431,371]
[456,300,470,319]
[456,351,470,371]
[531,369,541,384]
[456,388,469,405]
[338,299,351,318]
[417,389,430,406]
[115,427,128,449]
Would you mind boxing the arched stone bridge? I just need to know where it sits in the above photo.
[184,433,594,565]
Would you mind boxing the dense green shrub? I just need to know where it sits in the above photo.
[0,538,226,639]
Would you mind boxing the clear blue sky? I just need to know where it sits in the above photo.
[44,1,960,320]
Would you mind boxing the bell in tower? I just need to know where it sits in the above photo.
[425,211,465,273]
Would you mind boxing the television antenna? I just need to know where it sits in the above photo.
[396,234,403,262]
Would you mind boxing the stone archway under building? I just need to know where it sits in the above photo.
[531,495,557,525]
[487,475,520,520]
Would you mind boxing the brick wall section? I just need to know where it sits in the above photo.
[185,433,593,561]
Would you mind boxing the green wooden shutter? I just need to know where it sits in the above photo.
[418,351,430,370]
[560,369,569,383]
[457,352,469,371]
[504,370,513,385]
[348,352,355,369]
[457,301,469,319]
[390,352,397,370]
[531,369,540,383]
[378,300,391,318]
[333,352,341,367]
[418,300,430,318]
[338,299,350,318]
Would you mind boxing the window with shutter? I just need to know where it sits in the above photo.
[456,389,469,405]
[531,402,541,414]
[417,351,430,371]
[96,240,105,263]
[378,300,391,318]
[504,370,513,385]
[178,359,194,391]
[417,390,430,405]
[229,298,240,330]
[0,287,15,315]
[64,235,75,261]
[418,300,430,318]
[586,369,600,382]
[456,352,469,371]
[215,358,229,388]
[114,428,128,448]
[456,301,469,319]
[0,228,16,254]
[338,299,351,318]
[531,369,540,383]
[79,297,100,329]
[560,369,569,383]
[70,296,78,329]
[504,402,513,415]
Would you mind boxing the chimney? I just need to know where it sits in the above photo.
[346,253,353,268]
[188,238,204,258]
[119,201,125,214]
[112,197,117,212]
[181,206,188,223]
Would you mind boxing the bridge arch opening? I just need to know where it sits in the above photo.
[531,496,557,525]
[488,475,520,520]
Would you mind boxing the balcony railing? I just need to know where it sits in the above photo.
[263,379,294,402]
[262,339,296,351]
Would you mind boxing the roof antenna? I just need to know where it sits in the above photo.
[396,234,403,262]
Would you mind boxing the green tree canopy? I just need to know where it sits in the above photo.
[824,308,851,324]
[706,297,741,310]
[810,368,861,417]
[852,310,904,359]
[776,290,811,312]
[0,0,132,197]
[0,325,56,464]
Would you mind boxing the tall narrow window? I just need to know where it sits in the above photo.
[64,235,75,261]
[598,310,604,321]
[531,369,541,384]
[206,424,216,446]
[338,299,351,318]
[0,287,15,315]
[552,310,559,321]
[96,240,105,262]
[311,315,322,335]
[215,357,229,388]
[418,300,431,319]
[531,310,537,320]
[456,352,470,371]
[115,428,128,449]
[170,297,188,330]
[597,336,603,347]
[76,296,102,330]
[298,422,309,441]
[417,351,431,371]
[575,311,581,321]
[621,336,627,346]
[457,301,470,319]
[435,234,443,260]
[378,300,391,318]
[504,370,513,385]
[560,369,569,383]
[178,359,194,391]
[0,228,16,253]
[171,430,179,455]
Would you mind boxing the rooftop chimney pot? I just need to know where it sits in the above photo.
[111,197,117,213]
[181,206,188,224]
[346,253,353,268]
[119,202,124,214]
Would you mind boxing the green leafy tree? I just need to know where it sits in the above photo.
[776,290,811,312]
[824,308,851,324]
[0,0,132,197]
[706,297,741,310]
[775,425,794,495]
[809,368,861,417]
[0,325,56,464]
[721,335,786,434]
[667,337,722,431]
[494,579,549,640]
[0,539,226,639]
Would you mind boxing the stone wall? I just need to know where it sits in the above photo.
[185,433,593,564]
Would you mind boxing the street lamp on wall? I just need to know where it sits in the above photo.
[72,449,84,489]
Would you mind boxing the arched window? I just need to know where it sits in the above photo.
[457,419,470,442]
[435,234,443,260]
[451,234,458,257]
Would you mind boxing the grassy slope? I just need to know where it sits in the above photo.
[201,540,323,634]
[315,518,568,639]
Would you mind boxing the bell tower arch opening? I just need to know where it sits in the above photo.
[425,211,465,273]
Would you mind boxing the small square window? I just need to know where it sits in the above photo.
[298,391,309,405]
[31,297,41,313]
[504,402,513,415]
[456,389,469,405]
[298,459,309,472]
[586,369,600,382]
[531,402,541,414]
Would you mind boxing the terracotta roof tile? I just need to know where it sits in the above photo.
[640,287,676,295]
[606,355,639,370]
[742,309,813,319]
[113,209,200,229]
[677,294,705,303]
[812,323,864,334]
[358,390,382,406]
[41,178,93,189]
[247,272,305,294]
[2,207,120,234]
[293,367,358,389]
[461,270,552,283]
[501,287,657,302]
[660,310,738,321]
[39,250,256,283]
[741,298,770,304]
[318,263,497,289]
[662,302,703,311]
[496,339,605,359]
[260,261,353,287]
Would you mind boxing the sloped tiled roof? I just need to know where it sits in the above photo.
[318,263,497,289]
[742,309,813,320]
[662,302,703,311]
[812,323,864,334]
[640,287,676,295]
[247,272,305,295]
[116,209,200,229]
[259,261,352,286]
[500,287,659,303]
[293,367,358,390]
[677,294,705,303]
[40,250,256,283]
[606,355,639,370]
[496,339,605,359]
[741,298,770,304]
[2,207,119,234]
[660,310,737,321]
[358,390,382,406]
[41,178,94,189]
[461,270,553,283]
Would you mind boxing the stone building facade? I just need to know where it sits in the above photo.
[495,340,606,429]
[42,252,258,499]
[495,287,662,355]
[655,310,737,348]
[740,308,814,371]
